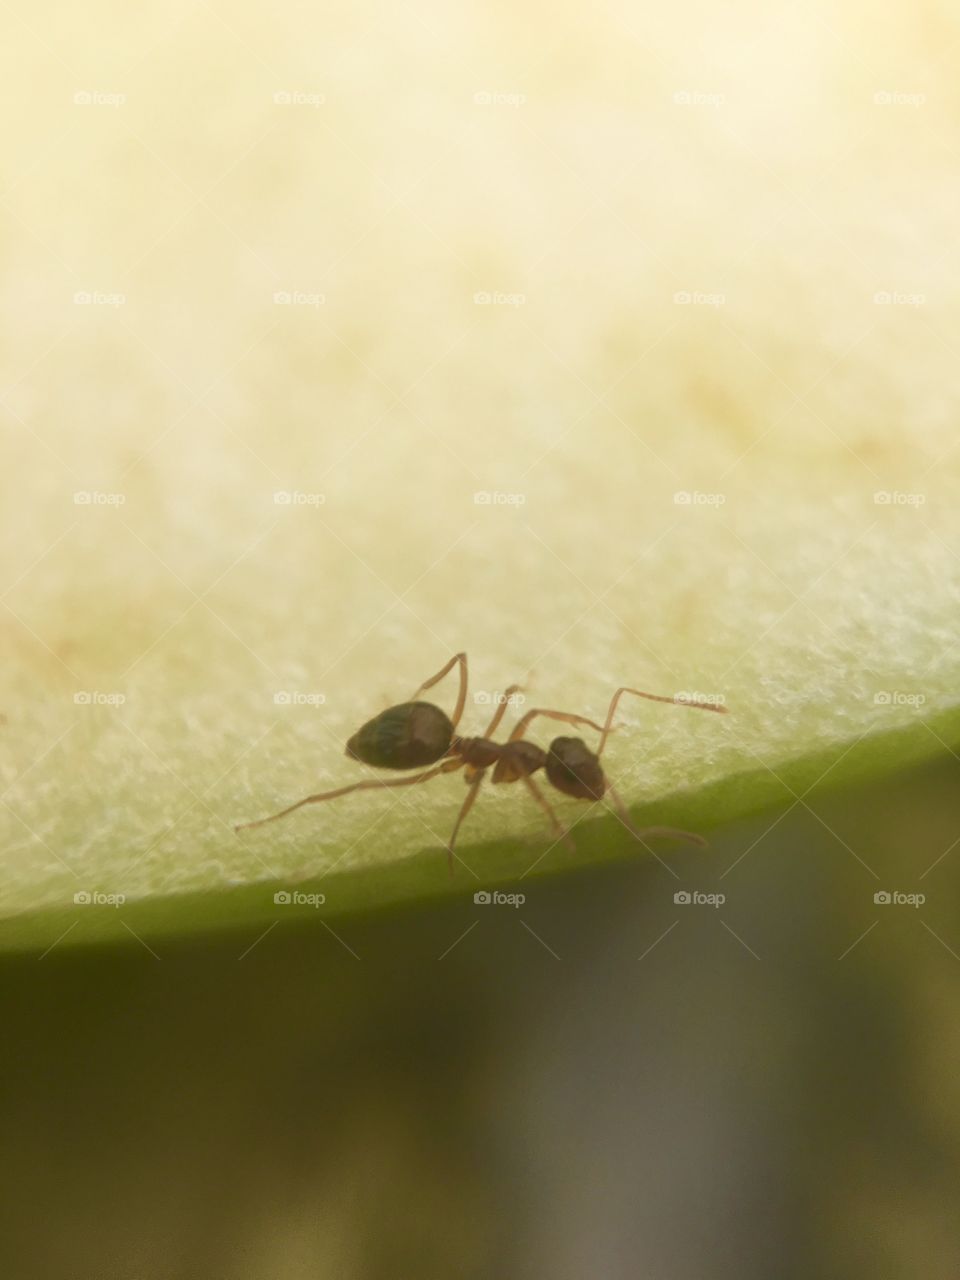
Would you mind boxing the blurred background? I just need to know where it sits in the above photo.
[2,752,960,1278]
[2,0,960,1274]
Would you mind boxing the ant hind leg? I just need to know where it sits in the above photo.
[235,760,460,833]
[481,684,523,738]
[410,652,469,728]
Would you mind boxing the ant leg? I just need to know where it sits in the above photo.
[606,783,707,848]
[481,684,523,738]
[446,769,487,873]
[519,772,577,853]
[410,652,468,728]
[444,683,520,866]
[597,686,727,756]
[443,681,538,870]
[235,760,462,832]
[509,707,606,744]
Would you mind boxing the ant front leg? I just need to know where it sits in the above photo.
[606,784,707,849]
[409,652,468,729]
[595,688,726,847]
[597,686,727,755]
[508,706,606,743]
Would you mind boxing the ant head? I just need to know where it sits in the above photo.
[346,700,453,770]
[545,736,606,801]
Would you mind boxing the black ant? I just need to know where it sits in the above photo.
[235,653,728,870]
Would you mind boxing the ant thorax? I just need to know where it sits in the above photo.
[491,740,548,784]
[452,736,502,770]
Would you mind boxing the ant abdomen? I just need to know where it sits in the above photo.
[346,701,453,770]
[545,736,607,801]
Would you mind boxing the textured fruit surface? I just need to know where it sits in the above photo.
[1,0,958,953]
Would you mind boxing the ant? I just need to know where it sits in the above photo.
[235,653,728,870]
